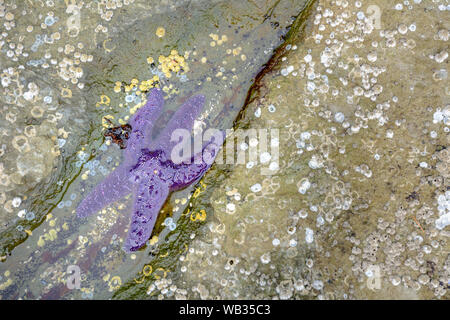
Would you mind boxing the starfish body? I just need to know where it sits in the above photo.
[77,88,222,251]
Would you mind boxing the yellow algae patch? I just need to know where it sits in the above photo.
[62,222,69,231]
[135,275,146,284]
[61,87,72,98]
[123,78,138,92]
[102,115,114,128]
[129,100,146,115]
[193,181,207,198]
[158,50,189,78]
[37,236,45,247]
[153,268,168,279]
[108,276,122,291]
[122,76,159,95]
[96,94,111,107]
[143,265,153,276]
[209,33,228,46]
[159,251,169,258]
[169,88,180,96]
[46,229,58,241]
[103,38,115,52]
[209,33,219,41]
[232,47,242,56]
[138,75,160,92]
[80,287,94,295]
[113,81,122,93]
[0,278,12,290]
[156,27,165,38]
[162,84,174,93]
[149,235,158,245]
[190,209,207,222]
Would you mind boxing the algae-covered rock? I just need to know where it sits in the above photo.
[176,0,449,299]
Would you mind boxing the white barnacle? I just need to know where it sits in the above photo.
[305,228,314,243]
[250,183,262,193]
[298,179,311,194]
[334,112,345,123]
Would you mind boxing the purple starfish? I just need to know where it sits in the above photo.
[76,88,223,251]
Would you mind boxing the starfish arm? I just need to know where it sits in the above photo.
[170,133,223,190]
[150,94,205,154]
[170,162,208,190]
[125,88,165,164]
[124,176,169,252]
[76,165,133,218]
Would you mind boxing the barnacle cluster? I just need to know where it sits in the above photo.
[172,0,450,300]
[0,0,448,301]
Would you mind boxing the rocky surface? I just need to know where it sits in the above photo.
[166,0,449,300]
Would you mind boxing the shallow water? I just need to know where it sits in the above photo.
[0,0,311,299]
[0,0,449,300]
